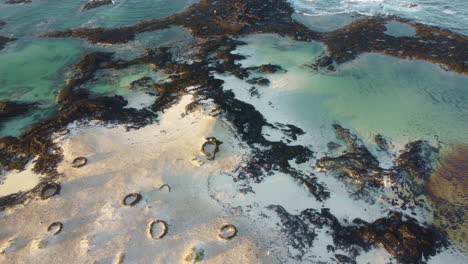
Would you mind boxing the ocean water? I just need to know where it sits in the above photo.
[289,0,468,35]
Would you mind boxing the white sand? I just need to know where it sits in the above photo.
[0,95,283,263]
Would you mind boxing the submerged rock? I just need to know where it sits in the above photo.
[396,140,439,181]
[81,0,113,11]
[0,22,17,51]
[0,101,36,120]
[4,0,31,4]
[426,144,468,250]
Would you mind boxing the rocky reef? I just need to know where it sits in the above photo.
[42,0,468,74]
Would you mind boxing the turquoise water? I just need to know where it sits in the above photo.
[0,0,196,136]
[235,34,468,146]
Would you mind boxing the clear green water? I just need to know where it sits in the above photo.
[236,34,468,146]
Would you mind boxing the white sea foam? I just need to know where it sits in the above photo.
[288,0,468,35]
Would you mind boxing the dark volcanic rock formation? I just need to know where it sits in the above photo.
[81,0,113,11]
[42,0,468,74]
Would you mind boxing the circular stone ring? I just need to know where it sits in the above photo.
[201,141,219,160]
[158,184,171,192]
[148,220,168,240]
[218,224,237,240]
[40,182,61,200]
[71,157,87,168]
[47,222,63,235]
[121,193,142,206]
